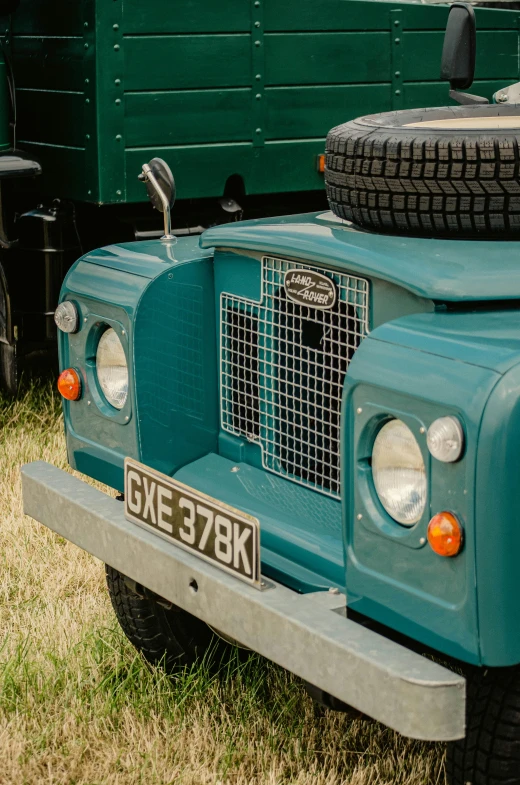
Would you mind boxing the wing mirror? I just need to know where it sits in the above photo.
[138,157,176,241]
[440,2,488,105]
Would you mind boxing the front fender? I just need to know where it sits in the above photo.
[60,237,216,491]
[341,308,520,664]
[476,362,520,666]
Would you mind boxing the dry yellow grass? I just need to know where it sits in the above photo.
[0,383,447,784]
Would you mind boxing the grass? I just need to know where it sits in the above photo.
[0,382,447,784]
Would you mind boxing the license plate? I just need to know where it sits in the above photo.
[124,458,261,588]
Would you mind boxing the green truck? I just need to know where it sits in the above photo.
[0,0,518,392]
[19,3,520,783]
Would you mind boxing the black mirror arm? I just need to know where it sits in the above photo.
[138,163,175,241]
[449,89,489,106]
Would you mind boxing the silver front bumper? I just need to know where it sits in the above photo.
[22,461,465,741]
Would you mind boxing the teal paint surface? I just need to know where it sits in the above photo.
[134,259,220,480]
[60,238,213,490]
[373,310,520,374]
[475,363,520,666]
[175,453,344,593]
[59,265,147,485]
[343,310,520,665]
[201,212,520,302]
[344,337,493,663]
[58,220,520,666]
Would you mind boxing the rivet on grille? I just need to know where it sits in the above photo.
[356,407,363,415]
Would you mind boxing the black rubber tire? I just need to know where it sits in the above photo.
[325,104,520,238]
[105,565,238,672]
[447,666,520,785]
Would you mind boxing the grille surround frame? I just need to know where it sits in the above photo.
[220,256,369,498]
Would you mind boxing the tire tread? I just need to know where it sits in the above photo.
[447,667,520,785]
[325,115,520,238]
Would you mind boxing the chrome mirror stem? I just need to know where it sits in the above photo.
[140,163,175,241]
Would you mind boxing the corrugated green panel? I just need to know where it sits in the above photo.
[264,0,391,31]
[403,79,514,109]
[123,0,250,34]
[11,0,83,35]
[402,30,519,82]
[17,90,85,147]
[17,142,86,200]
[265,0,518,32]
[402,3,518,30]
[124,35,251,91]
[93,0,124,204]
[126,89,252,147]
[475,30,519,79]
[265,84,392,140]
[11,37,84,91]
[125,140,325,202]
[265,33,391,86]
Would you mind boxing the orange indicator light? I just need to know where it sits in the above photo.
[317,153,326,173]
[57,368,82,401]
[427,512,463,557]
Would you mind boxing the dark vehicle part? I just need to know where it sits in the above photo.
[441,3,488,105]
[219,196,243,221]
[0,1,19,14]
[2,201,81,349]
[447,666,520,785]
[325,105,520,237]
[441,3,476,90]
[0,151,40,179]
[0,147,41,390]
[0,262,14,392]
[105,565,239,672]
[0,153,41,249]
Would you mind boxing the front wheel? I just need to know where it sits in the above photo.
[105,565,240,672]
[447,666,520,785]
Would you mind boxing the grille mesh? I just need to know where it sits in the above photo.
[220,256,369,497]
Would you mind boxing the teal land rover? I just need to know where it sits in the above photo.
[21,6,520,783]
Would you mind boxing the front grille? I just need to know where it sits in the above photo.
[220,256,369,498]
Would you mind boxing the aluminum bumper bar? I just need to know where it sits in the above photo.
[22,461,465,741]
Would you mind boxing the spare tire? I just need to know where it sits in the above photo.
[325,104,520,237]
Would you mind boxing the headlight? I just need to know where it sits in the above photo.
[54,301,78,333]
[372,419,426,526]
[96,328,128,410]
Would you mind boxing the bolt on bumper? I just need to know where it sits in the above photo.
[21,461,465,741]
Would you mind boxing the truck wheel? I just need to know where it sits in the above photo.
[447,666,520,785]
[105,565,238,672]
[325,104,520,238]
